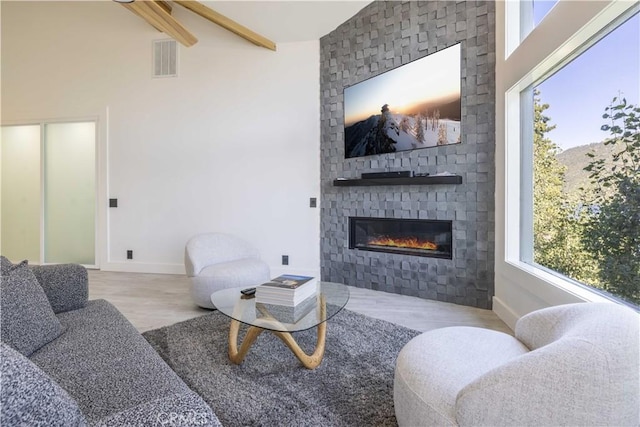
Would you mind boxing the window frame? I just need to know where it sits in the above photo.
[495,0,639,325]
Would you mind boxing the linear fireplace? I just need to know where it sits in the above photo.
[349,217,453,259]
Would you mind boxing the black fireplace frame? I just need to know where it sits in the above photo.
[348,217,453,259]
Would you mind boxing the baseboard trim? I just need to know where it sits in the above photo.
[101,262,185,275]
[492,296,519,331]
[100,264,320,278]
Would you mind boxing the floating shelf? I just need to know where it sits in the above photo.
[332,175,462,187]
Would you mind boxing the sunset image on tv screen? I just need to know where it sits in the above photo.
[344,43,461,159]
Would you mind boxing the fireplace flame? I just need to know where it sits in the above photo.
[368,236,438,251]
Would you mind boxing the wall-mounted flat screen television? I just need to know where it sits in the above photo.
[344,43,461,159]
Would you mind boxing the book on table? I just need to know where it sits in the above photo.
[255,274,318,306]
[256,293,317,323]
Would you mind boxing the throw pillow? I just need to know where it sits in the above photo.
[0,342,86,426]
[0,255,13,274]
[31,263,88,314]
[0,258,64,356]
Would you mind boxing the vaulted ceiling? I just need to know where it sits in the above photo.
[117,0,370,50]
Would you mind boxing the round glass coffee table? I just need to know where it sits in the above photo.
[210,282,349,369]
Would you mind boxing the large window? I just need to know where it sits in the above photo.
[525,13,639,306]
[498,1,640,319]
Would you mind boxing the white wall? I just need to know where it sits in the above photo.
[1,1,321,276]
[494,1,630,328]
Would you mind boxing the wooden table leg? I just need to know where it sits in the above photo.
[228,319,264,364]
[227,295,328,369]
[272,295,327,369]
[272,321,326,369]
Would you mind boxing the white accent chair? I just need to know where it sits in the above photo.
[184,233,270,309]
[394,302,640,426]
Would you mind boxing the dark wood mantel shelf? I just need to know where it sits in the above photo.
[332,175,463,186]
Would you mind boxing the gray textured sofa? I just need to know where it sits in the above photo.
[0,257,221,426]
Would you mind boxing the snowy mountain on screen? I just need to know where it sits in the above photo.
[345,104,461,158]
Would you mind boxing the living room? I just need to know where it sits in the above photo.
[1,0,639,426]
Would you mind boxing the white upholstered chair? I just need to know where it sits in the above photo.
[394,302,640,426]
[184,233,270,309]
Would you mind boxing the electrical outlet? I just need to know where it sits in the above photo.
[310,197,317,208]
[127,250,133,260]
[282,255,289,265]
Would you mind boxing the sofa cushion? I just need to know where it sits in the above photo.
[30,299,199,423]
[0,342,86,426]
[0,257,64,356]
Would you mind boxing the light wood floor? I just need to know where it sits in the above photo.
[88,270,512,335]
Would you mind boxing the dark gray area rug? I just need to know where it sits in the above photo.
[142,309,420,427]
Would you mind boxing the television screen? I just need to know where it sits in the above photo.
[344,43,461,159]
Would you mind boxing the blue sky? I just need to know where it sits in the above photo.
[533,2,640,150]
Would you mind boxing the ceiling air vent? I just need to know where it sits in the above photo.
[153,39,178,78]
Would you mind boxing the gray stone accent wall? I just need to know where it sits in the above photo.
[320,0,496,309]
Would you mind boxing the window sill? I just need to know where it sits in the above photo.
[505,259,615,304]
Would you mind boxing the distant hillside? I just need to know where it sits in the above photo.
[557,141,618,196]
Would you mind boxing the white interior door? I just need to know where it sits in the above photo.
[43,122,96,265]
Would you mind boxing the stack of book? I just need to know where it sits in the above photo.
[255,275,318,323]
[256,294,317,323]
